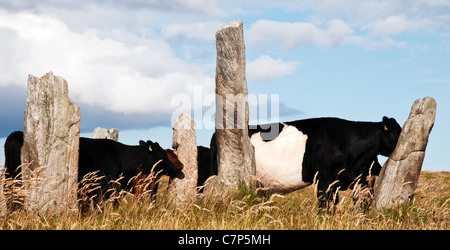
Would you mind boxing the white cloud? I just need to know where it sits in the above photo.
[0,0,224,17]
[161,20,221,41]
[361,37,407,50]
[246,18,417,50]
[239,0,450,30]
[247,55,300,81]
[364,15,428,37]
[247,19,356,49]
[0,9,214,115]
[422,67,437,75]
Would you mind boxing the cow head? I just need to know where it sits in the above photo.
[165,149,186,183]
[165,149,184,170]
[379,116,402,157]
[139,140,185,180]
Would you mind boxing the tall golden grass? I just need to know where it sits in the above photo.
[0,169,449,230]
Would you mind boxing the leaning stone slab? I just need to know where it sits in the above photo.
[21,72,80,214]
[373,97,437,210]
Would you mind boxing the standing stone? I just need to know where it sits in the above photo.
[0,169,6,216]
[373,97,437,210]
[214,20,256,191]
[170,111,198,206]
[21,72,80,214]
[92,127,119,141]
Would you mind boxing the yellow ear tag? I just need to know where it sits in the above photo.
[384,124,388,131]
[148,145,153,152]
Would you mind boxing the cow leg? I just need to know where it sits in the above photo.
[351,174,377,211]
[317,180,333,210]
[317,177,343,214]
[106,181,121,207]
[332,188,340,206]
[78,172,106,213]
[350,160,381,209]
[362,175,377,210]
[317,194,328,210]
[363,175,376,209]
[149,179,160,201]
[366,160,380,198]
[367,175,376,195]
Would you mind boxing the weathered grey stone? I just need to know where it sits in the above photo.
[0,169,6,216]
[170,111,198,206]
[214,20,256,190]
[92,127,118,141]
[21,72,80,214]
[373,97,437,210]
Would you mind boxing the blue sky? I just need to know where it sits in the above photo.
[0,0,449,171]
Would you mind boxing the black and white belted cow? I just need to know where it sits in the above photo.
[208,116,402,209]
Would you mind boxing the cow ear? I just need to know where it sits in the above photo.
[153,142,162,150]
[382,116,389,131]
[146,141,155,152]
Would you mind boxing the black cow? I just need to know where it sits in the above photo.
[78,137,184,205]
[131,147,185,200]
[3,131,25,210]
[210,116,401,209]
[196,146,216,192]
[3,132,184,207]
[4,131,23,180]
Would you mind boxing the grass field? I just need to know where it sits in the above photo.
[1,170,449,230]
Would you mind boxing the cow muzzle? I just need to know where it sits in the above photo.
[173,170,185,180]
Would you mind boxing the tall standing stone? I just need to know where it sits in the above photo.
[21,72,80,214]
[92,127,119,141]
[373,97,437,210]
[214,20,256,191]
[170,111,198,206]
